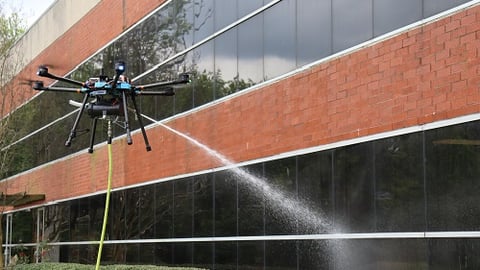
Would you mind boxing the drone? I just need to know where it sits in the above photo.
[31,61,190,153]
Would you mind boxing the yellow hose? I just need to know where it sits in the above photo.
[95,143,113,269]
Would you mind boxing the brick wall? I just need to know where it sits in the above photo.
[2,3,480,208]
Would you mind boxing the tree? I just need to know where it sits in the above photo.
[0,1,27,268]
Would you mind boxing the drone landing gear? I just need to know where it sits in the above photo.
[88,118,98,153]
[67,93,152,154]
[122,91,133,146]
[131,93,152,151]
[66,93,89,147]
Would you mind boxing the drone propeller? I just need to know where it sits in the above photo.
[19,78,45,89]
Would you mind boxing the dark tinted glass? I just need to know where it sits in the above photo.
[89,195,105,239]
[12,211,34,244]
[193,174,214,237]
[154,243,173,264]
[108,191,126,240]
[45,203,71,242]
[237,163,265,236]
[265,241,297,269]
[238,241,264,269]
[374,0,423,36]
[332,0,373,52]
[173,242,193,266]
[428,239,480,269]
[193,242,213,268]
[173,178,193,237]
[333,239,427,269]
[374,134,425,232]
[298,240,334,270]
[264,157,297,235]
[334,143,375,232]
[215,241,237,268]
[425,122,480,231]
[214,170,238,236]
[154,181,174,238]
[297,151,334,234]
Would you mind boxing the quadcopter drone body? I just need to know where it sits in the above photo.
[32,61,190,153]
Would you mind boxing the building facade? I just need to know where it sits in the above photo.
[2,0,480,269]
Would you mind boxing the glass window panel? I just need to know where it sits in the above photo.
[297,0,332,66]
[374,133,425,232]
[423,0,470,18]
[69,199,90,242]
[173,242,193,266]
[154,181,174,238]
[193,0,214,43]
[137,186,156,239]
[214,170,237,236]
[154,243,173,265]
[171,52,195,114]
[192,42,215,107]
[264,0,296,79]
[425,121,480,231]
[373,0,422,36]
[297,151,334,234]
[428,239,480,269]
[125,243,155,265]
[238,15,264,84]
[12,211,34,244]
[89,195,106,240]
[333,239,427,269]
[173,178,193,237]
[176,0,195,49]
[298,240,334,270]
[238,241,264,269]
[214,0,237,31]
[108,191,126,240]
[193,242,213,268]
[332,0,373,52]
[264,158,297,235]
[214,241,237,268]
[238,0,263,18]
[214,28,240,97]
[101,244,127,264]
[237,163,265,236]
[265,241,297,269]
[193,174,214,237]
[334,143,375,233]
[45,203,70,242]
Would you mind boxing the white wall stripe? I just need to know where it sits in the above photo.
[7,231,480,248]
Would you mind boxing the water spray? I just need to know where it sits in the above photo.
[141,114,331,232]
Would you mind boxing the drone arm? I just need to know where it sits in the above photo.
[33,85,84,93]
[37,66,85,87]
[134,88,175,96]
[133,74,190,91]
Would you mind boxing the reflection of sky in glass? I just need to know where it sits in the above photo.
[333,0,373,52]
